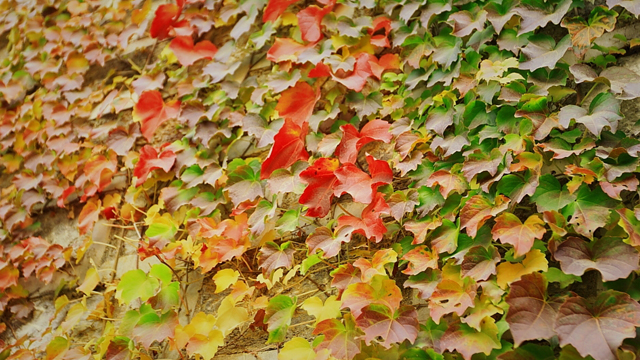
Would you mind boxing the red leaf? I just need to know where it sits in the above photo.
[133,91,181,142]
[150,4,181,40]
[260,119,309,180]
[337,192,390,243]
[133,145,177,186]
[297,5,330,43]
[267,38,315,63]
[309,62,332,78]
[275,81,320,127]
[369,53,400,79]
[83,151,118,193]
[169,36,218,66]
[299,158,340,217]
[78,197,101,236]
[335,120,392,164]
[367,17,391,48]
[331,53,374,91]
[334,156,392,204]
[263,0,299,22]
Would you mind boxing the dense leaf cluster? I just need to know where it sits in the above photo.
[1,0,640,358]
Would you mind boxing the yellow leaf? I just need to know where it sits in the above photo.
[283,265,300,285]
[54,295,70,316]
[59,300,87,334]
[281,12,297,26]
[301,295,342,324]
[279,337,316,360]
[216,295,249,336]
[496,249,548,288]
[256,268,283,290]
[213,269,240,294]
[186,330,224,360]
[78,267,100,296]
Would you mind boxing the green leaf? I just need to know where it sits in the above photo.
[530,174,576,212]
[264,295,297,343]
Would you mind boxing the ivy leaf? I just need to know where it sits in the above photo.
[516,0,572,35]
[341,275,402,318]
[617,208,640,246]
[265,295,297,343]
[401,245,438,275]
[297,5,330,43]
[275,81,320,127]
[78,197,101,236]
[133,145,176,187]
[299,157,340,217]
[386,190,419,222]
[306,226,354,259]
[260,119,309,180]
[561,6,617,57]
[301,295,342,324]
[530,174,576,212]
[115,265,169,304]
[337,192,390,243]
[461,245,501,281]
[77,267,100,296]
[150,3,181,40]
[555,290,640,360]
[460,194,510,238]
[519,34,572,71]
[334,156,393,204]
[404,217,443,245]
[554,236,640,282]
[563,184,616,238]
[426,169,469,199]
[280,337,317,360]
[505,272,560,345]
[313,314,363,360]
[496,249,549,288]
[169,36,218,67]
[259,242,295,275]
[492,213,546,258]
[429,264,477,323]
[263,0,298,22]
[133,90,181,142]
[354,249,398,282]
[335,120,392,164]
[558,93,622,137]
[440,317,502,360]
[356,304,419,349]
[133,310,179,349]
[212,269,240,294]
[226,158,264,206]
[449,10,488,37]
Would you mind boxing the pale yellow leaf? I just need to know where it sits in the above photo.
[78,267,100,296]
[301,295,342,324]
[279,337,316,360]
[213,269,240,294]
